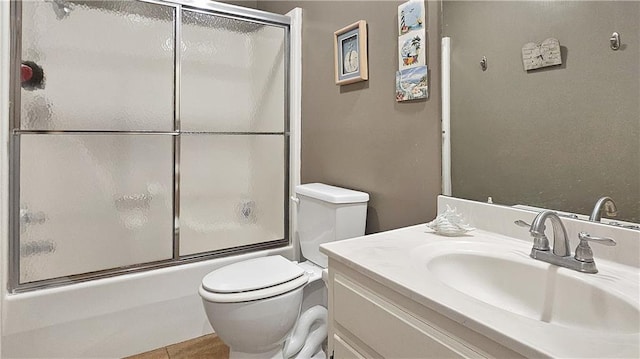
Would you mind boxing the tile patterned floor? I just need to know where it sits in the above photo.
[124,334,230,359]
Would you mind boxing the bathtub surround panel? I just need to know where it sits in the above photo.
[258,1,442,234]
[180,135,285,255]
[19,134,174,283]
[20,0,175,131]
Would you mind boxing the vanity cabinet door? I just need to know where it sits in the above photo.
[333,274,482,359]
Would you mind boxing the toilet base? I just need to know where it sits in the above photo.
[229,347,326,359]
[229,348,282,359]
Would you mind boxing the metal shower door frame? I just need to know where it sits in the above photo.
[8,0,291,293]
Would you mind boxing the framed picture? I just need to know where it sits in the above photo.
[334,20,368,85]
[398,0,425,35]
[398,29,426,70]
[396,65,428,102]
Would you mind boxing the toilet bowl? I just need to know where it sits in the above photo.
[199,184,369,359]
[199,256,325,359]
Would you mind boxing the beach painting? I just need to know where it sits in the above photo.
[398,0,425,35]
[396,65,428,102]
[398,29,426,70]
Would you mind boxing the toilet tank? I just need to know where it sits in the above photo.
[295,183,369,268]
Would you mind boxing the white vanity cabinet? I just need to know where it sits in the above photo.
[322,198,640,358]
[326,259,523,359]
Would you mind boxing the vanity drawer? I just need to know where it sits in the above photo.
[333,334,367,359]
[333,274,481,359]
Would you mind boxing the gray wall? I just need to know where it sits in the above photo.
[258,1,442,233]
[220,0,258,8]
[444,1,639,222]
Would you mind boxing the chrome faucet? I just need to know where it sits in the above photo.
[589,196,618,222]
[530,211,571,256]
[515,210,616,274]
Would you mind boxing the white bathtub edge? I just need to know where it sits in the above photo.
[2,245,294,358]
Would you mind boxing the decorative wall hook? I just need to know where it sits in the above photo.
[480,56,487,71]
[610,32,621,51]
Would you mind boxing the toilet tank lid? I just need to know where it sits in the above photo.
[295,183,369,204]
[202,255,305,293]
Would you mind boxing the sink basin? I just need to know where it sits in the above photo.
[419,242,639,333]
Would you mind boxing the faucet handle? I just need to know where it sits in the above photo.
[578,232,616,246]
[575,232,616,263]
[515,219,549,251]
[514,219,547,232]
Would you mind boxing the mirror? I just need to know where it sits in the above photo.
[442,1,639,225]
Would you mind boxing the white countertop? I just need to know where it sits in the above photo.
[320,224,640,358]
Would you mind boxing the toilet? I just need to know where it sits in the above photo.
[199,183,369,359]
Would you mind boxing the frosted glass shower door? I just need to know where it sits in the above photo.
[11,0,291,288]
[181,10,286,132]
[15,0,177,285]
[20,0,175,131]
[19,135,174,283]
[180,135,285,255]
[179,10,288,256]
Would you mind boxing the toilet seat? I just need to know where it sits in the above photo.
[200,255,310,303]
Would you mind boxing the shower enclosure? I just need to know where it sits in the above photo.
[9,0,291,292]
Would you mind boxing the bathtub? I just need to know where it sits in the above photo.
[1,246,294,358]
